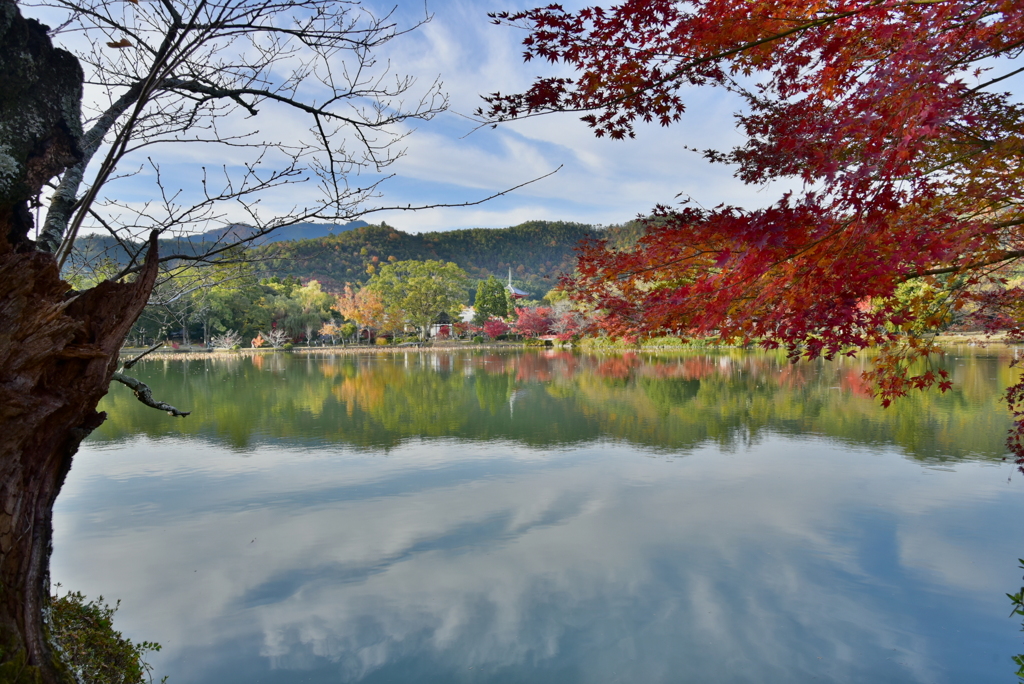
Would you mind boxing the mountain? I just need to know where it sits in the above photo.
[67,221,369,273]
[257,220,600,297]
[69,219,644,298]
[198,220,368,244]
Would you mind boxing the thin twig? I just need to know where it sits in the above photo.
[121,341,164,370]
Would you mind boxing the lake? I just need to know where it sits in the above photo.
[52,348,1024,683]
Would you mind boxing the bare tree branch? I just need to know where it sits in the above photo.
[25,0,447,271]
[111,371,191,416]
[121,341,164,370]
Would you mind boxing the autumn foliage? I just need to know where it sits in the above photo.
[513,306,553,338]
[486,0,1024,463]
[336,285,389,333]
[483,318,510,339]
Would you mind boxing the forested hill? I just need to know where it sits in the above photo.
[69,219,646,297]
[256,220,604,295]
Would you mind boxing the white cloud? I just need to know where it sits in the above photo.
[51,433,1022,683]
[28,0,806,238]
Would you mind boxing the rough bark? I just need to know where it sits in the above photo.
[0,2,159,682]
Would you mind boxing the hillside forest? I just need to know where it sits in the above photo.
[67,215,1014,349]
[68,220,645,346]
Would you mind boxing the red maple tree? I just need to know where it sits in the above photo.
[484,0,1024,464]
[483,318,511,339]
[513,306,554,337]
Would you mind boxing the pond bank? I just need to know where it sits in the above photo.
[120,331,1018,363]
[118,341,531,362]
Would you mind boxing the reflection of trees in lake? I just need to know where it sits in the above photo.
[570,350,1014,460]
[91,349,1015,461]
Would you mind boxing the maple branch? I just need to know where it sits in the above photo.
[485,2,894,124]
[908,249,1024,279]
[970,65,1024,93]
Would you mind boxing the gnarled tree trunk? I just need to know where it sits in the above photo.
[0,2,159,681]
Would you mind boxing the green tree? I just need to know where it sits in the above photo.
[293,281,337,342]
[474,276,509,324]
[203,272,270,342]
[261,279,336,341]
[137,265,213,347]
[367,260,469,340]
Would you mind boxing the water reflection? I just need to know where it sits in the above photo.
[51,350,1024,683]
[92,348,1016,462]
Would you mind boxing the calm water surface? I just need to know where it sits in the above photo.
[52,349,1024,683]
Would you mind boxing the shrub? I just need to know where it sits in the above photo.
[472,335,484,344]
[376,337,390,345]
[49,586,164,684]
[282,342,294,351]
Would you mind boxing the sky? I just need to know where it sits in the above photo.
[361,0,755,233]
[24,0,1024,236]
[361,0,761,233]
[22,0,765,237]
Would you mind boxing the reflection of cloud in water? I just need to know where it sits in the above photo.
[52,436,1023,683]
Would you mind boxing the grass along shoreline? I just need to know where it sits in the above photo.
[119,330,1020,363]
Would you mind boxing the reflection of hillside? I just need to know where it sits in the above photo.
[91,349,1015,461]
[565,351,1015,461]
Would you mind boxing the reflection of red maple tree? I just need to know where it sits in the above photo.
[841,369,874,398]
[515,353,553,382]
[595,353,641,380]
[485,1,1024,466]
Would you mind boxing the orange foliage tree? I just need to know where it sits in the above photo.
[336,285,390,335]
[484,0,1024,463]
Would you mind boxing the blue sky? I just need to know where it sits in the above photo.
[362,0,1024,233]
[25,0,1024,236]
[365,0,758,233]
[25,0,765,236]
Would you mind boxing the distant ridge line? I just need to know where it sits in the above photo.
[201,220,369,244]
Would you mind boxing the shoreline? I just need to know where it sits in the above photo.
[118,341,530,360]
[119,331,1020,361]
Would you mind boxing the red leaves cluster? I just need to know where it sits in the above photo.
[482,318,510,339]
[489,0,1024,464]
[1007,373,1024,469]
[513,306,553,337]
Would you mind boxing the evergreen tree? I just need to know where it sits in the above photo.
[474,276,509,324]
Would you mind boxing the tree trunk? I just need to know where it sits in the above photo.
[0,3,160,681]
[0,236,159,684]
